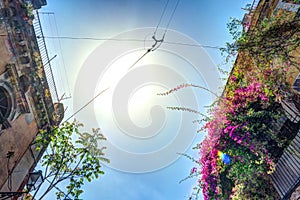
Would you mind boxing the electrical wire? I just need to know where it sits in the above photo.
[43,177,72,199]
[152,0,180,45]
[53,14,72,99]
[42,0,185,122]
[46,13,66,96]
[39,35,149,42]
[163,0,180,36]
[163,41,221,49]
[128,48,152,70]
[61,87,109,124]
[43,12,67,98]
[60,0,182,122]
[41,35,222,49]
[154,0,170,36]
[39,12,72,100]
[128,0,181,70]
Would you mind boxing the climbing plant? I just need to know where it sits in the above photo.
[164,4,300,200]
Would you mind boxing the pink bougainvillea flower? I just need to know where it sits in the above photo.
[190,167,197,175]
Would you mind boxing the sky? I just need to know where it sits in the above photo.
[36,1,251,199]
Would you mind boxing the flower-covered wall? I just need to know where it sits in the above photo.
[193,0,300,199]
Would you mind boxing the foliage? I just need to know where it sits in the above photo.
[222,11,300,69]
[195,7,300,199]
[198,79,283,198]
[22,2,34,19]
[32,120,109,200]
[175,5,300,200]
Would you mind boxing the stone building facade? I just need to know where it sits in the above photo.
[0,0,63,198]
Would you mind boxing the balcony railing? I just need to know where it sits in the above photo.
[32,10,59,102]
[271,95,300,199]
[282,100,300,123]
[271,129,300,199]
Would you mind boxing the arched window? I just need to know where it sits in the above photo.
[0,86,12,128]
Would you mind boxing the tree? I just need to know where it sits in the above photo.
[31,120,109,200]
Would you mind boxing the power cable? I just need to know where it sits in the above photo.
[53,14,72,98]
[40,12,72,100]
[152,0,180,45]
[38,35,149,42]
[163,0,180,36]
[41,0,183,122]
[128,0,181,70]
[46,13,66,97]
[43,12,67,98]
[128,49,152,70]
[163,41,221,49]
[44,177,72,200]
[40,35,222,49]
[61,87,109,124]
[45,0,185,123]
[127,0,181,70]
[154,0,170,36]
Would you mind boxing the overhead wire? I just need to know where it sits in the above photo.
[50,0,184,122]
[62,87,109,124]
[39,12,72,101]
[40,35,149,42]
[163,41,221,49]
[46,13,66,98]
[128,48,152,70]
[154,0,170,36]
[151,0,180,50]
[163,0,180,36]
[44,12,67,98]
[129,0,180,70]
[47,0,183,122]
[53,14,72,99]
[42,35,222,49]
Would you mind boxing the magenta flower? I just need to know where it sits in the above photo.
[190,167,197,175]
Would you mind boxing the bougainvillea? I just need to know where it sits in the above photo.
[193,59,299,199]
[191,6,300,199]
[197,76,284,199]
[162,5,300,199]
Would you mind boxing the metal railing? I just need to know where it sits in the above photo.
[32,10,59,102]
[270,94,300,199]
[250,0,260,11]
[271,130,300,199]
[282,100,300,123]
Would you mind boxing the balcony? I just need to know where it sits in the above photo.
[270,94,300,199]
[32,10,59,103]
[271,129,300,199]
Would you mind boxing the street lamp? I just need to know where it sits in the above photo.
[26,170,43,192]
[0,170,43,200]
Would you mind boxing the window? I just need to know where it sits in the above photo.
[0,86,12,129]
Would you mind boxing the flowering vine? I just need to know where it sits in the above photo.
[160,5,300,199]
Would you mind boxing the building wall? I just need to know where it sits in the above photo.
[0,114,38,190]
[0,0,54,194]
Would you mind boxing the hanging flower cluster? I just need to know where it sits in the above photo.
[183,9,300,200]
[198,76,284,199]
[161,11,300,199]
[194,52,296,199]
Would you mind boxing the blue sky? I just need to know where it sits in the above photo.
[37,1,251,199]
